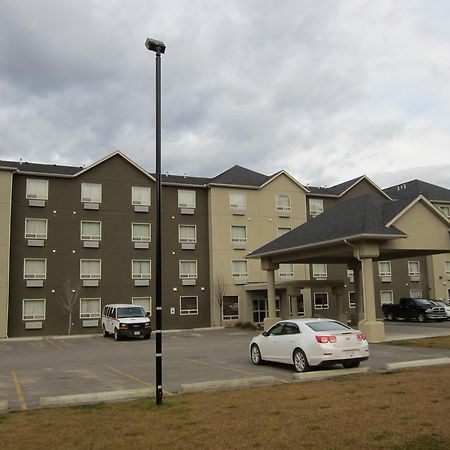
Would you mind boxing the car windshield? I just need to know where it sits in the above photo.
[306,320,350,332]
[415,299,431,307]
[117,307,146,318]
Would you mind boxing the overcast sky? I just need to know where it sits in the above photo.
[0,0,449,189]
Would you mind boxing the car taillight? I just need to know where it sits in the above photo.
[315,335,337,344]
[357,333,366,341]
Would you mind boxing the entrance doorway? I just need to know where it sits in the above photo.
[252,297,280,324]
[289,294,305,317]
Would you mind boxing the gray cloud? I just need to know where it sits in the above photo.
[0,0,449,191]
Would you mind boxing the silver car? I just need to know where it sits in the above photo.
[250,318,369,372]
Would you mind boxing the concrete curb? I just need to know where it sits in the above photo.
[181,376,276,393]
[293,366,370,381]
[40,388,155,408]
[0,400,8,414]
[384,357,450,371]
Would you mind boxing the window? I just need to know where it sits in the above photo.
[178,190,196,208]
[179,225,197,243]
[81,183,102,203]
[380,290,394,304]
[179,260,197,279]
[439,205,450,217]
[314,292,329,309]
[132,186,151,206]
[132,297,151,314]
[24,259,46,279]
[410,289,422,298]
[81,221,101,241]
[408,261,420,277]
[378,261,391,277]
[279,263,294,277]
[180,296,198,315]
[276,195,291,212]
[277,227,291,237]
[229,191,246,209]
[80,298,101,318]
[25,218,47,239]
[23,299,46,320]
[309,199,323,217]
[132,260,151,279]
[348,291,356,308]
[232,260,248,278]
[347,269,354,283]
[222,296,239,320]
[132,223,151,242]
[446,261,450,275]
[231,225,247,243]
[312,263,327,279]
[80,259,101,279]
[26,179,48,200]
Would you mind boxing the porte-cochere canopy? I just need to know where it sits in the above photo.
[247,193,450,342]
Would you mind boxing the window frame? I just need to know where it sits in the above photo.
[279,263,294,278]
[23,258,47,280]
[275,194,291,212]
[132,297,152,315]
[348,291,356,309]
[132,186,151,206]
[229,191,246,209]
[230,225,247,243]
[22,298,46,321]
[445,261,450,275]
[178,224,197,243]
[81,182,102,203]
[309,198,324,217]
[179,260,198,279]
[26,179,48,200]
[313,292,329,310]
[80,259,102,280]
[231,260,248,278]
[180,296,198,315]
[79,298,101,319]
[132,223,151,243]
[277,227,291,237]
[378,261,392,277]
[380,290,394,305]
[222,295,239,320]
[312,263,327,279]
[80,221,102,241]
[25,218,48,239]
[408,261,420,277]
[132,260,151,280]
[178,189,196,209]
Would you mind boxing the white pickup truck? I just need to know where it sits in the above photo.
[102,304,152,341]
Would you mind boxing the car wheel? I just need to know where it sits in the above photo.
[250,344,263,365]
[417,313,426,323]
[114,328,121,341]
[102,326,109,337]
[293,349,310,373]
[387,312,395,321]
[342,360,360,369]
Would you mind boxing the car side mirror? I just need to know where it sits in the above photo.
[262,331,269,337]
[146,312,150,317]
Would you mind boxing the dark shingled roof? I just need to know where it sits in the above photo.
[210,165,270,187]
[248,194,407,257]
[0,159,82,175]
[307,176,364,196]
[158,174,211,186]
[384,179,450,203]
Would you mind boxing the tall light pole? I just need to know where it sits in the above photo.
[145,37,165,406]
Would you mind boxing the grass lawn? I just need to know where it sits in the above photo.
[386,335,450,350]
[2,364,450,449]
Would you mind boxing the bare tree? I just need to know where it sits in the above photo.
[58,275,82,335]
[215,274,227,327]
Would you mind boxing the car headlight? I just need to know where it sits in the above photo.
[425,309,432,313]
[119,323,128,329]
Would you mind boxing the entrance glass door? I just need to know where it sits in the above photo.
[252,298,280,324]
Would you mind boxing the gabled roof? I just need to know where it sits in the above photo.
[261,170,309,192]
[209,165,270,187]
[248,194,408,259]
[308,175,392,200]
[0,159,81,176]
[384,179,450,203]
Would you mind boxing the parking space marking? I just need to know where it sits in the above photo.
[188,358,260,377]
[11,371,27,411]
[104,363,172,396]
[46,338,64,351]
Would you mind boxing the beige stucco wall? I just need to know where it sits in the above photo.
[209,174,308,325]
[0,170,13,338]
[427,254,450,301]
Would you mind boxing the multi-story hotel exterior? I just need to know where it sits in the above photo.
[0,151,449,338]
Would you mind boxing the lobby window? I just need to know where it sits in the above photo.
[408,261,420,277]
[380,290,394,305]
[132,223,151,243]
[180,296,198,315]
[81,221,101,241]
[26,179,48,200]
[23,299,46,320]
[314,292,329,309]
[24,258,46,280]
[132,297,152,314]
[222,296,239,320]
[25,218,47,239]
[312,263,327,279]
[179,260,197,279]
[179,225,197,243]
[81,183,102,204]
[132,186,151,207]
[309,199,323,217]
[132,260,151,279]
[80,298,101,319]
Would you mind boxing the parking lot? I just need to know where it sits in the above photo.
[1,321,450,411]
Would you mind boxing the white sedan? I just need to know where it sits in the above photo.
[250,318,369,372]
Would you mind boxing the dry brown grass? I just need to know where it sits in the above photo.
[387,335,450,349]
[2,366,450,450]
